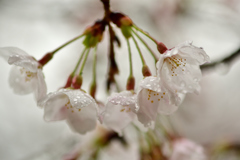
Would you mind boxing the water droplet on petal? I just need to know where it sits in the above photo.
[181,82,186,87]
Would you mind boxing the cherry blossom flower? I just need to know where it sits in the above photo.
[0,47,47,101]
[157,41,210,94]
[136,76,183,127]
[101,91,137,134]
[162,138,207,160]
[38,89,98,134]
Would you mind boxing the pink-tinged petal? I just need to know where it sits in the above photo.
[108,91,136,107]
[160,59,202,94]
[139,76,162,93]
[39,91,69,121]
[0,47,28,61]
[8,66,37,95]
[34,69,47,101]
[102,101,136,134]
[136,88,159,127]
[177,41,210,65]
[66,102,97,134]
[163,138,207,160]
[8,54,39,73]
[64,90,96,109]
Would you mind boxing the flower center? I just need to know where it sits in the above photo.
[147,89,165,103]
[165,56,186,77]
[120,105,131,113]
[65,100,81,113]
[20,68,36,82]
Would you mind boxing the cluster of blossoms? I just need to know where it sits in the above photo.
[0,1,212,159]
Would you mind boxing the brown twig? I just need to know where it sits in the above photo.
[201,46,240,71]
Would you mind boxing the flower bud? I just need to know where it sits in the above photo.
[82,20,106,48]
[157,42,168,54]
[64,74,73,88]
[126,76,135,90]
[72,75,83,89]
[110,12,133,39]
[142,65,152,77]
[90,82,97,98]
[38,52,53,66]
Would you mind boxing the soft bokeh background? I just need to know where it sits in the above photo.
[0,0,240,159]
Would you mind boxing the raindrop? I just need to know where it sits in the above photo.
[180,82,185,87]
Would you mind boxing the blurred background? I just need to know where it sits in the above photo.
[0,0,240,159]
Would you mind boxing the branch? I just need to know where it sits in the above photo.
[201,46,240,71]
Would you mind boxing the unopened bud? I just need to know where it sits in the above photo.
[72,75,83,89]
[90,82,97,98]
[38,53,53,66]
[126,76,135,90]
[64,74,73,88]
[157,42,168,54]
[142,65,152,77]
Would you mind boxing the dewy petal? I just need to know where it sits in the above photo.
[8,66,37,95]
[38,91,69,121]
[64,90,96,109]
[66,102,97,134]
[34,69,47,101]
[138,76,162,93]
[157,41,210,94]
[0,47,28,61]
[60,89,98,134]
[177,41,210,65]
[102,101,136,134]
[166,138,207,160]
[108,91,137,111]
[136,88,159,127]
[8,54,39,73]
[160,58,202,94]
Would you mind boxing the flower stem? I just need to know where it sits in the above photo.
[126,38,133,77]
[72,47,87,75]
[131,29,158,63]
[92,46,98,84]
[79,48,91,75]
[133,24,158,44]
[132,36,146,66]
[51,34,85,55]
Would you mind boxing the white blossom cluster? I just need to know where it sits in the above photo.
[0,40,210,159]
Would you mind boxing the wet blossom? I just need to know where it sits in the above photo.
[0,47,47,101]
[157,41,210,94]
[38,89,98,134]
[102,91,137,134]
[162,138,207,160]
[136,76,182,127]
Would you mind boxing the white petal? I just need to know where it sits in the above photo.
[102,101,136,134]
[0,47,28,61]
[160,59,202,94]
[34,69,47,101]
[8,54,39,73]
[64,90,96,109]
[136,88,159,127]
[39,91,69,121]
[177,41,210,65]
[138,76,162,93]
[169,139,207,160]
[66,102,97,134]
[108,91,136,107]
[8,66,37,95]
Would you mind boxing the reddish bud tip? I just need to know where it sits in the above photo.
[64,75,73,88]
[157,42,168,54]
[126,76,135,91]
[38,53,53,66]
[142,65,152,77]
[90,83,97,98]
[72,75,83,89]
